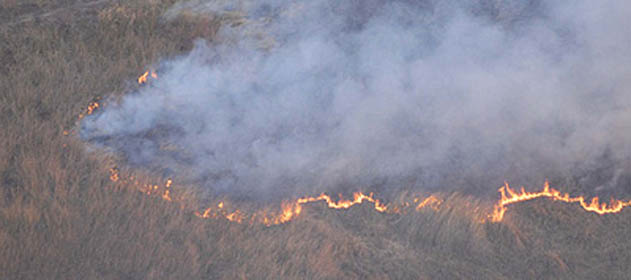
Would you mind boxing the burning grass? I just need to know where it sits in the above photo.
[2,1,631,279]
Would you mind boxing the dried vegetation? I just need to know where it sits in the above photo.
[1,1,631,279]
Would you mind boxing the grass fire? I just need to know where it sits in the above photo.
[2,0,631,279]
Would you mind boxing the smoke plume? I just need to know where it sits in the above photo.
[81,0,631,199]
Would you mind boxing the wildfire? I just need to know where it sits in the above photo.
[415,196,442,211]
[109,168,119,182]
[296,192,387,212]
[194,192,421,226]
[70,70,156,132]
[106,166,631,226]
[490,181,631,222]
[107,166,443,226]
[107,167,173,199]
[77,100,100,120]
[95,71,631,226]
[80,70,444,225]
[162,179,173,201]
[138,70,158,84]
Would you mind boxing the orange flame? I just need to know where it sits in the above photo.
[296,192,387,212]
[138,70,158,84]
[100,102,631,226]
[105,167,446,226]
[193,192,442,226]
[77,101,100,120]
[415,196,442,211]
[107,164,631,226]
[490,181,631,222]
[194,192,392,226]
[162,179,173,201]
[109,168,119,182]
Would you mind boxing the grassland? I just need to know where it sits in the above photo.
[2,1,631,279]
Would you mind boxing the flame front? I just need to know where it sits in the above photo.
[415,196,442,211]
[98,71,631,226]
[107,166,631,227]
[107,166,442,226]
[138,70,158,84]
[296,192,387,212]
[77,101,100,120]
[194,191,425,226]
[489,181,631,222]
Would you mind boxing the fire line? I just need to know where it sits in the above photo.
[107,166,631,226]
[107,167,442,226]
[78,71,631,226]
[138,70,158,84]
[489,181,631,222]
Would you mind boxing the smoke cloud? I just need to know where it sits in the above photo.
[81,0,631,199]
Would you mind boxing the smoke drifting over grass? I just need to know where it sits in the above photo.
[80,0,631,199]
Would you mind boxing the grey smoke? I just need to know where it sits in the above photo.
[81,0,631,199]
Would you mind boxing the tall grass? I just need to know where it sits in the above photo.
[1,1,631,279]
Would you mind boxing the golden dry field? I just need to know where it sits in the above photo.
[2,1,631,279]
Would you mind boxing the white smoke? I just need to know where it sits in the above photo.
[81,0,631,199]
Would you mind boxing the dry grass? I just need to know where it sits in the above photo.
[2,1,631,279]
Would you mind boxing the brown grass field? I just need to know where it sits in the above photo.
[2,1,631,279]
